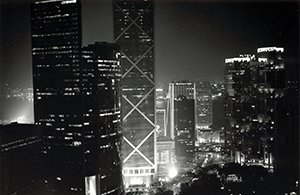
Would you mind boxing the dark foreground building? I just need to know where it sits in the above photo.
[224,47,299,192]
[82,42,123,195]
[174,95,196,172]
[224,47,285,168]
[31,0,123,194]
[0,123,43,195]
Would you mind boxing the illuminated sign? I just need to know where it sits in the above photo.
[225,54,256,63]
[257,47,284,53]
[225,57,251,63]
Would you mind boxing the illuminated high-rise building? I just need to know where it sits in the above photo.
[31,1,84,193]
[82,42,123,195]
[196,81,212,129]
[168,81,196,172]
[113,0,156,186]
[156,88,168,137]
[224,47,286,173]
[155,88,176,178]
[168,81,196,139]
[31,1,123,193]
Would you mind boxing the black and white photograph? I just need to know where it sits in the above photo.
[0,0,299,194]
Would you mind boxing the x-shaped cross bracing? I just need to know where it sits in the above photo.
[113,2,154,44]
[123,127,155,166]
[122,87,155,125]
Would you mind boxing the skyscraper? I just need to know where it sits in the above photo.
[174,96,196,172]
[156,88,168,137]
[224,47,285,173]
[196,81,213,129]
[168,81,196,172]
[31,1,84,193]
[113,0,156,186]
[82,42,123,195]
[31,1,123,193]
[169,81,196,139]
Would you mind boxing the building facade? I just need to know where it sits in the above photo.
[156,137,176,179]
[168,81,196,172]
[31,1,84,193]
[224,47,285,172]
[113,0,156,186]
[196,81,213,129]
[82,42,123,195]
[31,1,123,193]
[0,123,43,195]
[174,95,196,172]
[156,88,168,137]
[168,81,196,139]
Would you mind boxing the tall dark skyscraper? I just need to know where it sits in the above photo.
[168,81,196,172]
[113,0,156,186]
[82,42,123,195]
[31,1,123,194]
[31,1,84,193]
[174,96,195,173]
[224,47,285,172]
[169,81,196,139]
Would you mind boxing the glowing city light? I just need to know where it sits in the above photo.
[168,167,178,178]
[257,47,284,53]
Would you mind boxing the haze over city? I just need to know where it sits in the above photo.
[1,0,298,88]
[0,0,299,195]
[1,0,298,122]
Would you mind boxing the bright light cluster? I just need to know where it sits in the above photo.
[257,47,284,53]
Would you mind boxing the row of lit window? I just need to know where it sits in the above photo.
[1,139,40,152]
[43,13,69,18]
[97,64,120,68]
[64,87,80,91]
[100,132,117,139]
[99,111,120,117]
[64,79,80,82]
[122,87,146,91]
[100,144,111,149]
[33,46,73,51]
[36,92,56,96]
[33,51,79,56]
[123,168,154,175]
[32,31,77,37]
[84,59,118,64]
[1,136,39,148]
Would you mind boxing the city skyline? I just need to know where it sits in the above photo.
[0,0,299,194]
[1,0,299,89]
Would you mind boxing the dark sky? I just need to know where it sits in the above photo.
[0,0,299,89]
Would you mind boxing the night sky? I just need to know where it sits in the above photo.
[0,0,299,89]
